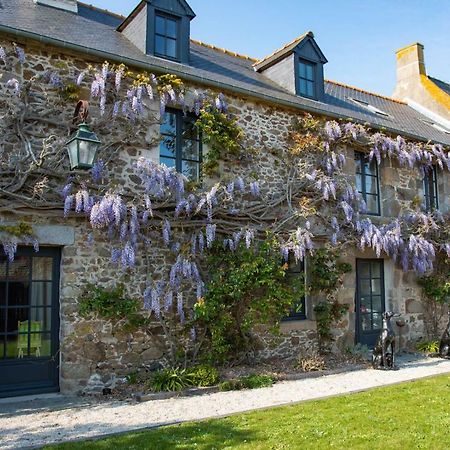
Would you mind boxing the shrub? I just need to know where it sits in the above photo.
[186,365,219,387]
[218,374,275,391]
[195,239,302,363]
[346,343,370,360]
[148,368,195,392]
[78,283,140,320]
[416,340,440,353]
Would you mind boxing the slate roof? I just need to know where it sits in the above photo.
[1,0,449,145]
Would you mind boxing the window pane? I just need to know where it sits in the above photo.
[371,262,381,278]
[360,279,371,295]
[161,112,177,135]
[9,256,30,281]
[4,307,29,333]
[6,333,23,358]
[372,313,382,330]
[299,62,307,79]
[355,155,362,173]
[299,78,307,95]
[182,140,200,161]
[306,64,314,81]
[0,309,5,333]
[155,15,165,34]
[166,38,177,58]
[0,256,7,279]
[365,194,379,214]
[7,281,30,307]
[30,307,52,332]
[365,175,378,195]
[371,296,382,314]
[355,173,363,192]
[166,18,177,38]
[358,262,370,278]
[31,282,52,308]
[306,81,314,97]
[360,313,371,331]
[182,160,200,181]
[160,156,176,169]
[182,116,198,140]
[371,279,381,295]
[32,257,53,281]
[155,35,165,55]
[160,135,176,157]
[360,296,371,312]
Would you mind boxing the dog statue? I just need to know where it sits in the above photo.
[439,311,450,359]
[372,311,399,370]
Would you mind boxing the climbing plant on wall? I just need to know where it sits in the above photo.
[1,42,450,363]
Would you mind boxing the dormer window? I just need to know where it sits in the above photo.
[155,13,179,60]
[254,32,327,102]
[298,59,316,98]
[118,0,196,65]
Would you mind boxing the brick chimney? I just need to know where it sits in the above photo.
[34,0,78,13]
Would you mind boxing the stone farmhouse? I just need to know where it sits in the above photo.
[0,0,449,397]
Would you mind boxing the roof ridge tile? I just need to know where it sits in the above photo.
[325,79,406,105]
[190,38,257,61]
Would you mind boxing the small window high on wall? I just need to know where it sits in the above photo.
[283,258,306,321]
[298,59,316,98]
[423,165,438,212]
[355,151,380,215]
[155,13,179,60]
[160,109,202,181]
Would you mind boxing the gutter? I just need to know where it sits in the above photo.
[0,23,448,146]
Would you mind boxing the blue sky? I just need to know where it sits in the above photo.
[89,0,449,97]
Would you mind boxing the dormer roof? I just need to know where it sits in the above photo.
[117,0,195,32]
[254,32,327,72]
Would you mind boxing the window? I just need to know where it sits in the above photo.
[160,109,202,181]
[355,151,380,215]
[420,119,450,135]
[155,13,179,60]
[348,98,389,117]
[298,59,316,98]
[283,258,306,321]
[423,166,438,211]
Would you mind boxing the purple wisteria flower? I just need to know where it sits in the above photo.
[6,78,20,95]
[2,241,17,262]
[14,45,25,64]
[162,219,171,246]
[206,224,216,248]
[0,47,7,64]
[250,181,260,198]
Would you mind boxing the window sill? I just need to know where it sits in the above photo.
[280,319,316,333]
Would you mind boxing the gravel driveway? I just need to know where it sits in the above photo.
[1,355,449,449]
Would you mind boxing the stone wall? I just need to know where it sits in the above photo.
[1,37,448,393]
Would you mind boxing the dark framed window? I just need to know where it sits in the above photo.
[160,109,202,181]
[283,259,306,321]
[423,166,438,211]
[155,13,179,60]
[298,59,316,98]
[355,151,380,215]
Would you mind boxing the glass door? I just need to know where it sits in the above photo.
[0,247,60,397]
[355,259,385,348]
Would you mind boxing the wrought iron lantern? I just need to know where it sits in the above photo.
[66,100,101,170]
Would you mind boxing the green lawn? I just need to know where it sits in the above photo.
[48,374,450,450]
